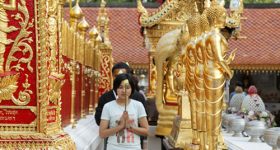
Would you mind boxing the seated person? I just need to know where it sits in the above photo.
[229,86,246,111]
[241,85,265,112]
[229,81,245,101]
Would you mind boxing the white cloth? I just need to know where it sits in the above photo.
[241,94,265,112]
[229,93,245,111]
[101,99,147,150]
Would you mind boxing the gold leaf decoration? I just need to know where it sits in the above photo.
[49,76,65,104]
[0,74,19,101]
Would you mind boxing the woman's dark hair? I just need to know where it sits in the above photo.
[113,73,135,98]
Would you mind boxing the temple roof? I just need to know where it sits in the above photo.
[64,7,280,70]
[228,8,280,71]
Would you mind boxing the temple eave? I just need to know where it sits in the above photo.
[230,64,280,72]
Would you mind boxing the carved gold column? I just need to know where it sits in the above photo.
[94,35,102,105]
[78,17,89,118]
[88,26,98,113]
[69,1,82,127]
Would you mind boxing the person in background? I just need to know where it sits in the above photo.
[95,62,147,126]
[241,85,266,112]
[229,81,245,101]
[229,86,246,111]
[131,74,147,101]
[99,73,149,150]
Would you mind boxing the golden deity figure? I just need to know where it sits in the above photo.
[185,5,202,147]
[0,0,16,73]
[192,1,211,149]
[163,56,179,103]
[204,1,235,150]
[149,62,157,95]
[48,17,58,73]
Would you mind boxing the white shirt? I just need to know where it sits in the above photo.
[230,93,246,111]
[241,94,265,112]
[101,99,147,150]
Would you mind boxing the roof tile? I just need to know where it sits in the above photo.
[64,8,280,66]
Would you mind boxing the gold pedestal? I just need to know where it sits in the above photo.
[156,105,178,136]
[184,144,200,150]
[168,91,192,148]
[0,133,75,149]
[168,116,192,148]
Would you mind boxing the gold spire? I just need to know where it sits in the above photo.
[78,16,90,32]
[70,2,82,19]
[97,0,111,46]
[95,34,102,43]
[69,1,83,29]
[89,26,99,39]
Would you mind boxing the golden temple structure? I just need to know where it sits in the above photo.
[137,0,244,149]
[0,0,109,148]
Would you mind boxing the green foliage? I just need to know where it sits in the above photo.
[225,0,275,3]
[77,0,157,3]
[243,0,275,3]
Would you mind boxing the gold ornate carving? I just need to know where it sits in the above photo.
[137,0,203,27]
[11,74,32,106]
[137,0,179,27]
[49,75,65,104]
[0,73,19,101]
[0,0,17,73]
[0,133,75,149]
[0,0,34,106]
[6,0,33,72]
[99,54,111,91]
[48,16,58,73]
[37,0,49,134]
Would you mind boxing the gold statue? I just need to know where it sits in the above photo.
[149,62,157,95]
[192,1,211,149]
[204,1,235,150]
[154,29,183,135]
[0,0,16,73]
[185,4,201,147]
[163,55,179,103]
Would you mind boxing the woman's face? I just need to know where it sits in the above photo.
[117,80,132,100]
